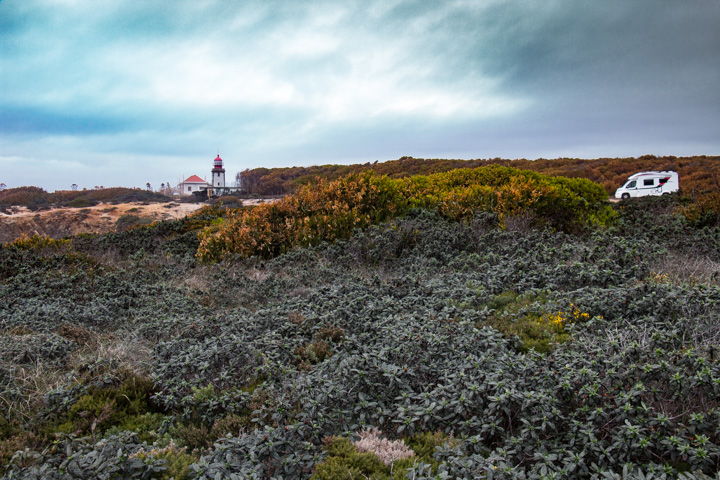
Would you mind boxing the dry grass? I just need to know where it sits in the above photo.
[76,331,153,376]
[182,270,212,292]
[1,330,153,421]
[246,268,270,281]
[353,428,415,466]
[651,254,720,285]
[0,360,67,420]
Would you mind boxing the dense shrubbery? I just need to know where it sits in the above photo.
[1,187,720,478]
[0,186,171,210]
[114,214,154,231]
[679,192,720,228]
[198,166,612,262]
[238,154,720,197]
[0,187,48,210]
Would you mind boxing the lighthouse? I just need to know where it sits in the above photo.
[211,154,226,188]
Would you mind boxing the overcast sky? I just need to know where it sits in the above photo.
[1,0,719,191]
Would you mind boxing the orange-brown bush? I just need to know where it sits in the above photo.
[678,192,720,227]
[0,186,171,208]
[235,155,720,197]
[197,166,611,262]
[0,186,48,208]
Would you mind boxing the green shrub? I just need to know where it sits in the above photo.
[294,340,333,367]
[311,437,395,480]
[139,443,197,480]
[0,432,30,468]
[0,417,25,466]
[172,423,212,451]
[209,413,252,439]
[170,387,253,451]
[130,442,197,479]
[66,197,98,208]
[115,214,154,231]
[479,291,585,353]
[191,384,215,403]
[104,412,166,444]
[312,431,453,480]
[45,372,158,441]
[484,290,527,312]
[405,431,456,467]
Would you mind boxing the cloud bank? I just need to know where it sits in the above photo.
[1,0,718,190]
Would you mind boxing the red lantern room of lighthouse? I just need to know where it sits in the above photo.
[211,154,226,188]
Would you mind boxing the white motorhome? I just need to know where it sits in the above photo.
[614,171,679,199]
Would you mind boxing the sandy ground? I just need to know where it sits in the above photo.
[1,201,202,221]
[0,199,276,243]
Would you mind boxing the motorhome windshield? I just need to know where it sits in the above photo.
[625,180,636,188]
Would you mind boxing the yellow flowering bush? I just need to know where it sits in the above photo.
[543,304,591,334]
[483,292,593,353]
[513,305,592,353]
[3,234,70,252]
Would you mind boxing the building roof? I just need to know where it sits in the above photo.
[183,175,207,184]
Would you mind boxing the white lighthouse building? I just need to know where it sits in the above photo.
[211,154,226,188]
[177,153,241,197]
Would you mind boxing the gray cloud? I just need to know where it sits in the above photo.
[0,0,718,191]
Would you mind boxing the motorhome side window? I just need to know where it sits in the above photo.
[643,179,654,186]
[627,180,636,188]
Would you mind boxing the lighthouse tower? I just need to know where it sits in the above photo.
[211,154,226,188]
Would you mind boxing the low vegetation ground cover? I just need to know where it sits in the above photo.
[0,187,171,212]
[237,155,720,197]
[1,172,719,478]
